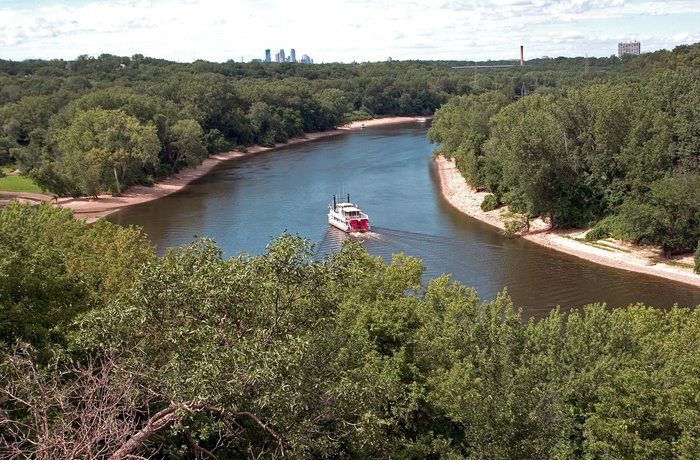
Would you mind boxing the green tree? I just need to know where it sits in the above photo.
[314,87,351,129]
[176,73,253,145]
[3,225,700,458]
[58,108,160,195]
[618,173,700,254]
[619,99,675,200]
[556,83,637,214]
[485,92,578,227]
[428,91,508,190]
[246,101,284,146]
[72,236,398,458]
[166,118,207,171]
[574,305,700,459]
[0,202,153,354]
[420,284,565,458]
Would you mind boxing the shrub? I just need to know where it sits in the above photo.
[587,215,634,242]
[695,241,700,274]
[347,109,373,122]
[140,175,155,187]
[481,194,500,212]
[586,217,615,241]
[585,225,608,241]
[500,210,528,237]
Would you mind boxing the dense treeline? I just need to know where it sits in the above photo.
[1,48,673,198]
[428,43,700,259]
[3,46,700,457]
[0,55,484,197]
[1,203,699,459]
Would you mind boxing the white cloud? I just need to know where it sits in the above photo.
[0,0,698,62]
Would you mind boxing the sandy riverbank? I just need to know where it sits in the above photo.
[12,117,694,290]
[45,117,418,223]
[435,155,700,289]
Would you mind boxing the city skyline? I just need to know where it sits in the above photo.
[1,1,699,64]
[257,48,312,64]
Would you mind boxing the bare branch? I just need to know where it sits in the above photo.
[107,405,179,460]
[2,345,288,460]
[185,427,219,460]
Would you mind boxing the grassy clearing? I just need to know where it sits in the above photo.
[587,240,632,253]
[562,234,633,253]
[0,172,44,194]
[664,260,695,269]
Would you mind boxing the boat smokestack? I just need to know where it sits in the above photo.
[347,193,350,203]
[333,194,336,209]
[520,45,524,66]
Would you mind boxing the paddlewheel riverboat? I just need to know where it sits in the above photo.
[328,194,370,233]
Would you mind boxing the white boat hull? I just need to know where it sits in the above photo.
[328,214,370,233]
[327,196,370,233]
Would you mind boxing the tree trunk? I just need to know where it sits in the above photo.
[107,406,179,460]
[113,166,122,196]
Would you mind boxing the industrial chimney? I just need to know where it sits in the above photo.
[520,45,524,66]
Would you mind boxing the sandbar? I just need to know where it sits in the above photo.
[49,117,417,223]
[435,155,700,289]
[13,117,693,291]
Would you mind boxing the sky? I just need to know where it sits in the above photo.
[1,0,699,64]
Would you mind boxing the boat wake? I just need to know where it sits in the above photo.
[313,226,453,263]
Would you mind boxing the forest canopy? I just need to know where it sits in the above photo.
[1,56,462,197]
[3,44,700,457]
[1,203,699,459]
[428,43,700,255]
[5,45,697,198]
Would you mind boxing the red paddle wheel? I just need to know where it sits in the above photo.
[359,219,370,232]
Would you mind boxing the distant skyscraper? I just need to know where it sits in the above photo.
[265,49,271,62]
[300,54,312,64]
[279,49,286,62]
[291,48,296,63]
[618,40,640,58]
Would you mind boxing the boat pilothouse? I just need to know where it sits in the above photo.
[328,194,370,233]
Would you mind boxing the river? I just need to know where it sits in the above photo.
[108,122,700,319]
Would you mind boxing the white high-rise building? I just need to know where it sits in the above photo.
[618,40,640,58]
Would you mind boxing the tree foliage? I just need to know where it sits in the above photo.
[0,202,153,355]
[429,44,700,250]
[427,91,508,190]
[2,214,699,458]
[5,44,700,202]
[166,118,207,170]
[56,108,160,195]
[3,43,700,458]
[1,55,474,196]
